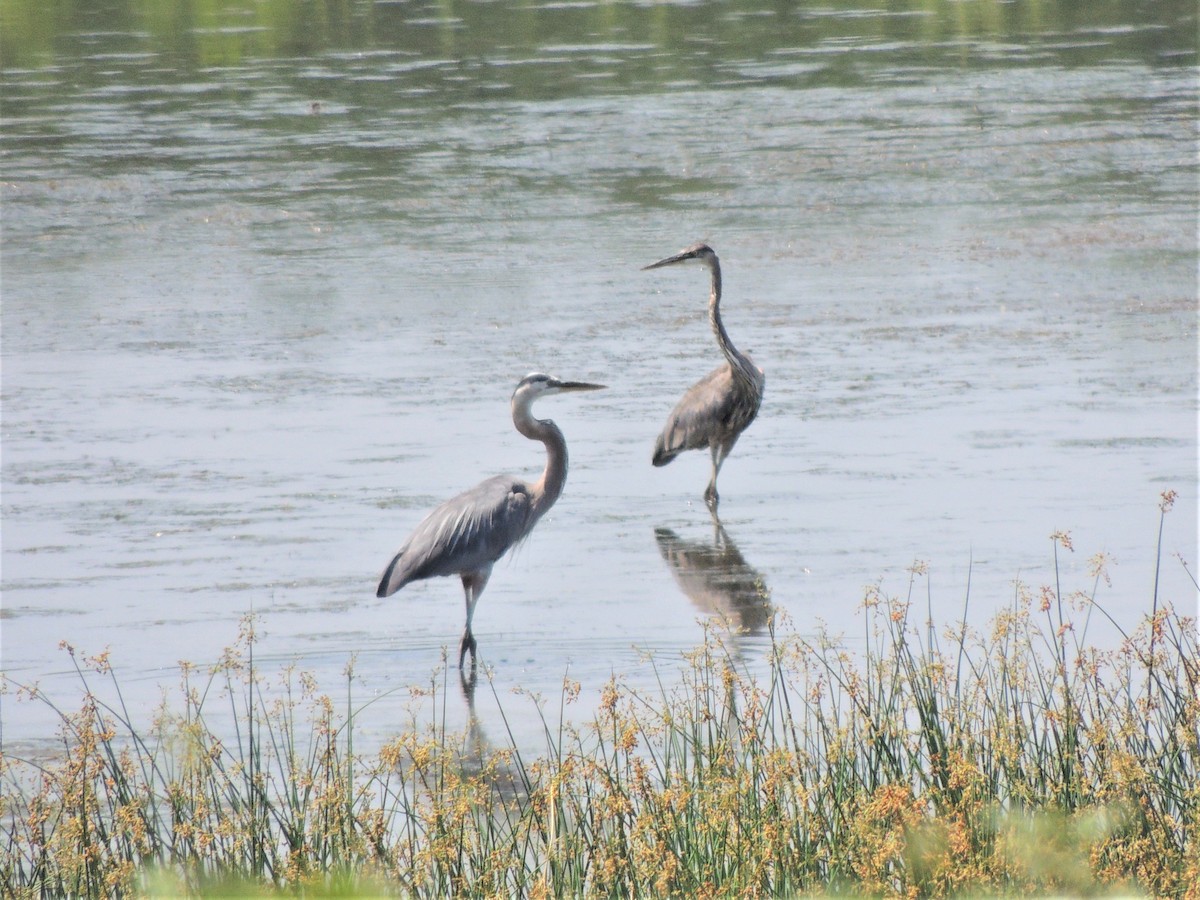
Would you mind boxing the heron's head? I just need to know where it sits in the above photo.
[512,372,606,406]
[642,242,717,271]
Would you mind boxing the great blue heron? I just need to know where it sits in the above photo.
[644,243,765,508]
[376,372,605,671]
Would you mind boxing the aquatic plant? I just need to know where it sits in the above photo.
[2,495,1195,897]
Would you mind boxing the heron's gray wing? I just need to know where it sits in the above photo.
[653,364,752,465]
[377,475,534,597]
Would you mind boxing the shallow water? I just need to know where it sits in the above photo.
[2,0,1197,756]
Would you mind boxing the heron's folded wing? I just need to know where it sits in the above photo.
[377,475,533,596]
[653,366,740,464]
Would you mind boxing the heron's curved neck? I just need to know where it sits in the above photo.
[513,404,568,519]
[706,259,758,387]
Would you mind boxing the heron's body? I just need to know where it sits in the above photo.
[652,364,761,468]
[376,373,604,670]
[645,243,764,507]
[376,474,534,591]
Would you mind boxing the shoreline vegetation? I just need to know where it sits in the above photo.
[2,494,1196,897]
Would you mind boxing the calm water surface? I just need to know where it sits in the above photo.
[2,0,1197,755]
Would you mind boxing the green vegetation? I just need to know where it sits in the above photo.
[3,0,1194,73]
[2,494,1196,897]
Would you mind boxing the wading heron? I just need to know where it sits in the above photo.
[644,243,764,508]
[376,372,605,671]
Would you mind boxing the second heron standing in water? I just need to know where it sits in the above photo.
[644,243,765,509]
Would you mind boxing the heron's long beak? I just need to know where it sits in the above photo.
[642,249,697,271]
[550,379,606,393]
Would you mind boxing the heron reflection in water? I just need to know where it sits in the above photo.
[455,671,528,805]
[387,668,528,804]
[654,518,772,634]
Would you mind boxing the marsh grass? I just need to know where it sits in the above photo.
[2,496,1196,897]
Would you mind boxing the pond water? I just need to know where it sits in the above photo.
[2,0,1196,757]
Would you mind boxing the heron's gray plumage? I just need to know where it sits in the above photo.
[375,372,604,670]
[376,475,534,597]
[644,243,764,507]
[652,365,760,467]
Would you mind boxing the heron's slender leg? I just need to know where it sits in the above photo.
[458,568,492,672]
[704,444,725,508]
[459,575,479,672]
